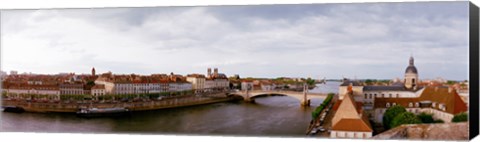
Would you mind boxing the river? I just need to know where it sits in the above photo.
[0,81,342,137]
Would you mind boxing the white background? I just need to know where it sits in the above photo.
[0,0,479,142]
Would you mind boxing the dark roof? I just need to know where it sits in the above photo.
[405,65,418,74]
[340,79,362,86]
[363,85,406,91]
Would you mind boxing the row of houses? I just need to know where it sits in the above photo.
[1,67,230,99]
[186,68,229,93]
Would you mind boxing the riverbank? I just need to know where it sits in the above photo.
[1,94,240,113]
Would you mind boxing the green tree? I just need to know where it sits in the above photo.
[86,81,95,86]
[390,112,422,128]
[383,105,407,129]
[306,78,316,86]
[452,112,468,122]
[417,113,434,123]
[365,79,373,85]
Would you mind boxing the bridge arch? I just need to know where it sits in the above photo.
[228,90,327,106]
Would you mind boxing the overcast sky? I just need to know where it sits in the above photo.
[0,1,470,80]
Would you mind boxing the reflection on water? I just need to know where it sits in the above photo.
[1,81,340,137]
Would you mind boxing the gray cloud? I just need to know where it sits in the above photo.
[0,1,469,80]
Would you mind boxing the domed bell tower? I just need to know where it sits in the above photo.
[404,56,418,89]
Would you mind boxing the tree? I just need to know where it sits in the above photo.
[306,78,316,86]
[86,81,95,86]
[365,79,373,85]
[390,112,422,128]
[383,105,407,129]
[417,113,434,123]
[452,112,468,122]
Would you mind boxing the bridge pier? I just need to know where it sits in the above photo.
[245,97,255,103]
[301,99,310,106]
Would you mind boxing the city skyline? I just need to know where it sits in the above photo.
[0,2,469,80]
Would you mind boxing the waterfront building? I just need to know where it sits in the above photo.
[331,84,373,138]
[59,83,84,95]
[204,68,229,91]
[260,80,276,91]
[95,72,192,95]
[241,80,254,91]
[91,84,106,97]
[169,81,193,92]
[186,74,206,92]
[3,84,60,100]
[204,79,215,91]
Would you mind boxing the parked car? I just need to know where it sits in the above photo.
[318,127,326,132]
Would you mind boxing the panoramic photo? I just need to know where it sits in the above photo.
[0,1,470,140]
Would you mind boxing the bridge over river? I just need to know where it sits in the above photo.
[228,88,328,106]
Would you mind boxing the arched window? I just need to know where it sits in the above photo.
[393,103,397,106]
[386,103,390,107]
[364,94,368,99]
[374,94,377,98]
[432,102,436,108]
[415,102,419,107]
[382,94,385,98]
[396,94,399,98]
[408,102,413,107]
[369,94,372,99]
[389,94,392,98]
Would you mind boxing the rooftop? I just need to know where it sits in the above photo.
[373,122,468,140]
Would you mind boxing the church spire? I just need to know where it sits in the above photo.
[409,56,414,66]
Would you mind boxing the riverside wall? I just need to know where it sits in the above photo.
[1,95,238,113]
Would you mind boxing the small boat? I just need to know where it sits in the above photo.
[76,107,130,118]
[2,106,25,113]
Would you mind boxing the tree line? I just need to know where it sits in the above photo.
[383,105,468,130]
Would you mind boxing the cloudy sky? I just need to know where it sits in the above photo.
[0,1,470,80]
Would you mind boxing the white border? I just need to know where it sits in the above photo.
[0,0,478,142]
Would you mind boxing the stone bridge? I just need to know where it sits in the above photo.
[228,90,328,106]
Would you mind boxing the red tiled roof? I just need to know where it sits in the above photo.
[92,84,105,90]
[374,86,468,115]
[332,118,373,132]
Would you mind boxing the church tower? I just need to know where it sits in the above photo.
[92,67,96,76]
[404,56,419,89]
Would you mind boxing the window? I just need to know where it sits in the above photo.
[409,102,413,107]
[386,103,390,107]
[369,94,372,99]
[389,94,392,98]
[374,94,377,98]
[415,102,419,107]
[382,94,384,98]
[432,102,436,108]
[364,94,368,99]
[396,94,399,98]
[393,103,396,106]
